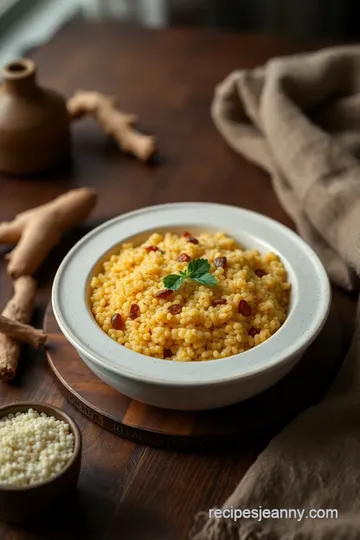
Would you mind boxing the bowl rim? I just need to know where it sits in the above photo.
[52,201,331,386]
[0,402,81,491]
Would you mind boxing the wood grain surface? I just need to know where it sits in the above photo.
[0,20,357,540]
[45,302,343,451]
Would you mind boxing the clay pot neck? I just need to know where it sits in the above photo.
[2,59,38,95]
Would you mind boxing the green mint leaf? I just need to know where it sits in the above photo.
[163,274,185,291]
[192,273,218,287]
[163,258,216,291]
[187,258,210,278]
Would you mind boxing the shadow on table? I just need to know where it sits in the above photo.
[14,487,176,540]
[35,222,104,288]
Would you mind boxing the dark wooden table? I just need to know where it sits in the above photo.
[0,21,356,540]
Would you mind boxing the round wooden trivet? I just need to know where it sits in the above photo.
[44,303,343,451]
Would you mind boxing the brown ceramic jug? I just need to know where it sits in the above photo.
[0,58,71,175]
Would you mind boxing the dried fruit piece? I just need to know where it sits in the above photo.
[187,237,199,245]
[178,253,191,263]
[212,298,227,306]
[156,289,173,299]
[130,304,141,319]
[183,231,191,237]
[111,313,123,330]
[145,245,159,252]
[168,304,183,315]
[255,269,266,278]
[248,327,260,337]
[238,300,251,316]
[214,256,227,269]
[163,349,172,358]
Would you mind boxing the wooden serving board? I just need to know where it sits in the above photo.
[44,303,343,451]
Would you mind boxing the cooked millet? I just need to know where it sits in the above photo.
[89,232,291,361]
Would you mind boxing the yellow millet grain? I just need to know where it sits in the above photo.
[89,232,291,361]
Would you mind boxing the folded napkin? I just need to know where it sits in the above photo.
[191,46,360,539]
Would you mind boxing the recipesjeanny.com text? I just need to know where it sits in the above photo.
[209,507,339,522]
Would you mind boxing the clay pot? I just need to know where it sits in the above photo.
[0,58,71,175]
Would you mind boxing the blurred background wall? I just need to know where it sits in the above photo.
[78,0,360,36]
[1,0,359,66]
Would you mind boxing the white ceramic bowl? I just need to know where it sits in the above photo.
[52,202,331,411]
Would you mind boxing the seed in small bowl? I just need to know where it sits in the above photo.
[0,408,75,487]
[0,403,81,525]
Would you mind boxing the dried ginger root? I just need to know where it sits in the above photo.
[0,276,37,381]
[67,91,156,162]
[0,314,46,349]
[0,187,97,279]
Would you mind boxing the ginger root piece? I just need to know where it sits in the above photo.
[0,314,46,349]
[0,187,97,279]
[67,90,156,162]
[0,276,37,381]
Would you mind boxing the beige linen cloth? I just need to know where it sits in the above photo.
[191,46,360,540]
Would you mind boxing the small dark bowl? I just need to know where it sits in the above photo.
[0,402,82,524]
